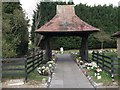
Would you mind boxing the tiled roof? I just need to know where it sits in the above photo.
[35,5,100,34]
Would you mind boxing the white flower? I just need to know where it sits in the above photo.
[87,67,90,70]
[42,78,46,83]
[80,60,84,65]
[37,68,42,74]
[96,68,102,72]
[37,67,41,70]
[80,60,83,63]
[97,73,100,75]
[75,53,78,55]
[53,58,55,61]
[91,67,94,69]
[52,52,55,56]
[97,75,101,80]
[79,57,81,59]
[88,63,92,67]
[85,63,88,66]
[46,66,49,69]
[45,67,50,71]
[49,64,52,68]
[91,62,97,68]
[42,70,45,73]
[42,66,46,69]
[94,73,97,76]
[76,59,79,63]
[47,61,54,64]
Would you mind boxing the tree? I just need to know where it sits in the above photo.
[2,2,29,57]
[94,30,112,51]
[31,2,119,50]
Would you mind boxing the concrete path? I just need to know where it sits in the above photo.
[49,54,94,88]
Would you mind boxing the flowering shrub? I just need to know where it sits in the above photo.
[93,66,102,79]
[96,67,102,73]
[85,62,97,70]
[91,62,97,68]
[37,61,56,76]
[75,57,84,65]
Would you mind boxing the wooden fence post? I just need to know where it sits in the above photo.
[92,51,94,61]
[41,51,43,64]
[37,50,39,66]
[102,52,104,69]
[32,48,35,70]
[97,51,99,66]
[25,57,28,82]
[111,57,114,81]
[38,50,41,66]
[41,51,43,65]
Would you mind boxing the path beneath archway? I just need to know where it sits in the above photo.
[49,54,94,88]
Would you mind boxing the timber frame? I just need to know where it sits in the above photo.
[35,5,100,62]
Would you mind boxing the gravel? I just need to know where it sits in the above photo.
[2,79,47,88]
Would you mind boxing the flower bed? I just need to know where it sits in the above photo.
[73,53,118,86]
[37,61,56,76]
[36,53,57,87]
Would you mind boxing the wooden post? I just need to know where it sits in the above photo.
[97,51,99,66]
[32,48,35,70]
[45,36,52,62]
[41,51,43,62]
[25,58,28,82]
[39,50,43,66]
[80,35,89,62]
[38,49,40,66]
[111,57,114,81]
[38,50,41,66]
[92,51,94,61]
[102,52,104,69]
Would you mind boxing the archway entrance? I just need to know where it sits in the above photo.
[35,5,100,62]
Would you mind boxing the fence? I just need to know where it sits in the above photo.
[2,58,26,78]
[25,49,43,81]
[2,48,43,82]
[92,51,120,77]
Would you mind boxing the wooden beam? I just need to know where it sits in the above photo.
[80,35,89,62]
[45,37,52,62]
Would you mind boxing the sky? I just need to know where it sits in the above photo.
[19,0,120,31]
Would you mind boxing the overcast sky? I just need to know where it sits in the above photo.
[19,0,120,30]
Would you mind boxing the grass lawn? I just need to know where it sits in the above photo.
[28,69,48,82]
[63,50,79,54]
[89,51,119,85]
[2,69,48,84]
[87,69,113,85]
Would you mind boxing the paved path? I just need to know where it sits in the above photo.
[49,54,94,88]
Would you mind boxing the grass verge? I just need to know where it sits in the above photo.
[28,69,48,82]
[87,69,113,85]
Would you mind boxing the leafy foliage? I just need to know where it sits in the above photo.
[31,2,119,50]
[31,2,73,48]
[2,2,29,57]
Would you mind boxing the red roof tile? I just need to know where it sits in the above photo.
[35,5,100,34]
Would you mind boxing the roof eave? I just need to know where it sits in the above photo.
[112,31,120,37]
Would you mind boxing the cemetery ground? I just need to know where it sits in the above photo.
[71,49,119,87]
[2,51,56,88]
[2,49,119,88]
[88,51,119,86]
[2,70,48,88]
